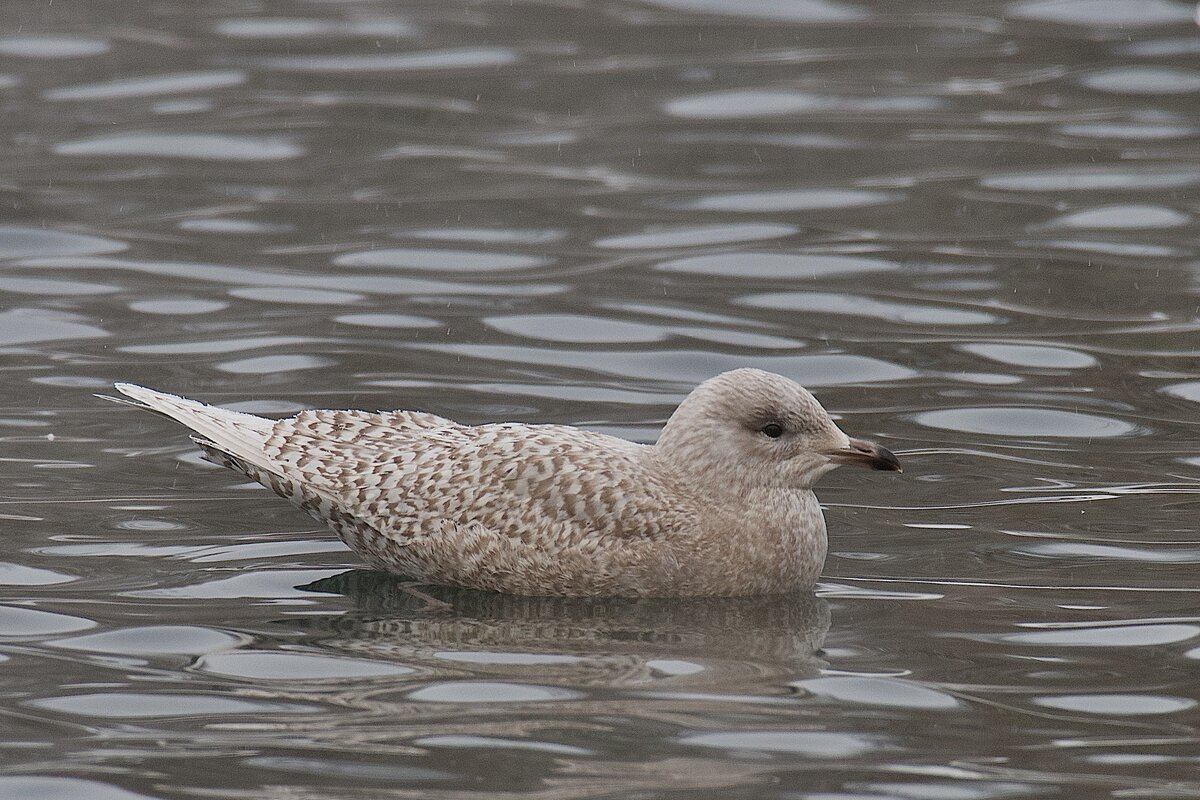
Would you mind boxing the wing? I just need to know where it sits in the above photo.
[261,411,694,547]
[257,412,701,594]
[114,386,701,593]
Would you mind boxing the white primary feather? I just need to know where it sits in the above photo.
[113,383,274,469]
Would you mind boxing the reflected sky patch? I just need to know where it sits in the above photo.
[55,132,303,161]
[665,89,940,119]
[45,70,246,101]
[660,253,898,279]
[259,47,519,72]
[1006,0,1194,26]
[914,407,1136,438]
[740,292,996,325]
[641,0,866,22]
[669,188,902,212]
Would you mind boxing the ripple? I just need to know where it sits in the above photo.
[740,292,997,326]
[404,227,566,244]
[1163,381,1200,403]
[0,276,119,295]
[0,308,108,345]
[31,692,317,718]
[45,70,247,101]
[594,223,796,249]
[128,298,229,315]
[416,735,591,756]
[1006,0,1195,26]
[260,47,520,73]
[1033,694,1196,715]
[40,542,197,558]
[50,625,241,655]
[21,256,563,297]
[335,313,440,329]
[179,218,294,234]
[676,327,801,349]
[153,98,213,114]
[0,777,157,800]
[229,287,364,305]
[794,676,960,710]
[0,36,110,58]
[55,133,304,161]
[419,381,678,406]
[980,168,1200,191]
[188,540,348,562]
[215,17,416,38]
[1059,122,1200,140]
[671,188,902,212]
[868,781,1037,799]
[660,253,898,279]
[418,345,916,386]
[116,518,184,532]
[122,335,312,355]
[914,407,1136,438]
[0,562,75,585]
[641,0,866,22]
[665,89,940,119]
[1081,67,1200,94]
[1123,37,1200,57]
[247,756,451,783]
[959,343,1097,369]
[1035,239,1184,257]
[1043,205,1191,230]
[484,314,667,344]
[1016,542,1200,563]
[408,681,582,703]
[217,354,336,374]
[0,224,126,258]
[1003,623,1200,647]
[681,730,877,757]
[334,247,549,272]
[199,650,413,680]
[435,651,586,666]
[0,605,95,637]
[32,375,110,389]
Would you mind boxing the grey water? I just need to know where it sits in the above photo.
[2,0,1200,797]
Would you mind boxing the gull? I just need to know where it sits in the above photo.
[112,368,900,597]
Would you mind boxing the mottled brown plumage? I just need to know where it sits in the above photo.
[114,369,900,597]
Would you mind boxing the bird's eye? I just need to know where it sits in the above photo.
[760,423,784,439]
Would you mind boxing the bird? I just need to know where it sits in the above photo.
[112,368,900,598]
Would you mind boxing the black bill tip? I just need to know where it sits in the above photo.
[825,438,903,473]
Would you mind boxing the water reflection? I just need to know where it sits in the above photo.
[298,571,831,686]
[54,133,305,161]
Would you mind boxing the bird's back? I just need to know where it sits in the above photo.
[195,405,703,595]
[265,410,673,532]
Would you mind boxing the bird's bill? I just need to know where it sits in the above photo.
[823,438,902,472]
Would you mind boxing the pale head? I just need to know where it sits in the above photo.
[655,368,900,490]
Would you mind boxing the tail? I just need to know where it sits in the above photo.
[112,383,368,542]
[112,383,276,470]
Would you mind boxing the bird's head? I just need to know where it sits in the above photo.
[655,368,900,490]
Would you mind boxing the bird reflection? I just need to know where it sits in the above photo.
[295,570,830,690]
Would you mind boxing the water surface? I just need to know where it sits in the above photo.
[3,0,1200,797]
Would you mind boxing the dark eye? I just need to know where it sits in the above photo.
[760,423,784,439]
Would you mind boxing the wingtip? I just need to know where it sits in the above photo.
[114,381,147,398]
[102,382,158,408]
